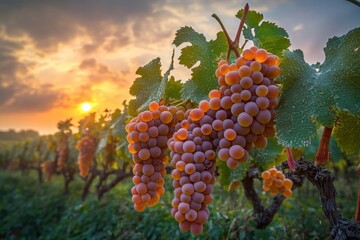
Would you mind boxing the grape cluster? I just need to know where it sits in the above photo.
[261,167,293,198]
[56,143,67,170]
[125,47,282,235]
[184,47,280,169]
[76,135,97,177]
[168,108,217,235]
[126,101,185,212]
[41,160,56,181]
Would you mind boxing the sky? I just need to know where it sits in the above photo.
[0,0,359,134]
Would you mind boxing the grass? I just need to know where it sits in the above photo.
[0,167,358,240]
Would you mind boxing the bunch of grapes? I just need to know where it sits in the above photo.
[56,143,67,170]
[76,135,97,177]
[126,101,186,212]
[213,47,280,168]
[40,160,56,181]
[125,46,282,235]
[261,167,293,198]
[168,108,217,235]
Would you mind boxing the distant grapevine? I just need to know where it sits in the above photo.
[76,135,97,177]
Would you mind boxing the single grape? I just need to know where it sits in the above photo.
[256,85,268,97]
[149,101,160,111]
[240,90,251,101]
[224,129,236,141]
[209,90,221,99]
[238,112,253,127]
[256,110,271,124]
[266,66,281,79]
[242,49,255,60]
[229,145,245,159]
[244,102,260,116]
[255,97,270,110]
[199,100,210,112]
[225,71,240,85]
[238,65,252,78]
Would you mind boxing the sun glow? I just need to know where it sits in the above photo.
[81,102,92,112]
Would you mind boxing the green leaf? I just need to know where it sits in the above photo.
[236,10,290,56]
[250,138,284,170]
[276,28,360,148]
[128,51,175,116]
[276,50,319,147]
[236,9,263,29]
[320,28,360,115]
[173,27,227,103]
[217,160,251,190]
[333,111,360,155]
[165,76,182,101]
[111,108,128,138]
[95,132,108,156]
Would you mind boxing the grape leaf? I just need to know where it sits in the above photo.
[320,28,360,115]
[250,138,284,170]
[276,28,360,148]
[111,108,129,138]
[276,50,319,147]
[217,160,251,190]
[173,27,227,103]
[95,132,108,157]
[165,76,182,101]
[236,10,290,56]
[128,51,175,116]
[333,111,360,155]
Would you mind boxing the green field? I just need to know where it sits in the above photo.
[0,169,357,240]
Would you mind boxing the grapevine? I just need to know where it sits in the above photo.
[56,142,67,170]
[40,160,56,182]
[76,135,97,177]
[0,2,359,239]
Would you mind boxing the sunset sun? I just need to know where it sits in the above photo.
[80,102,92,112]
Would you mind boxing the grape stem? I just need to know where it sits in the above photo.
[211,3,249,60]
[240,40,248,51]
[315,126,333,165]
[234,3,249,49]
[285,147,296,171]
[356,163,360,222]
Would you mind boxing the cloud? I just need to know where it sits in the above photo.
[0,0,163,54]
[292,24,304,32]
[0,85,16,104]
[79,58,97,69]
[0,83,63,113]
[0,37,63,113]
[77,58,128,86]
[0,38,31,106]
[0,0,358,117]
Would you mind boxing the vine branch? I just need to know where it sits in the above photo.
[241,167,304,229]
[241,159,360,239]
[282,159,360,240]
[234,3,249,48]
[315,126,333,165]
[212,3,249,60]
